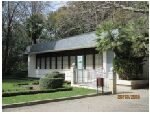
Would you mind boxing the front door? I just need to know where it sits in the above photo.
[76,55,84,83]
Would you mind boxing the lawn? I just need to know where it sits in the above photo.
[2,78,96,105]
[2,78,39,92]
[3,87,96,105]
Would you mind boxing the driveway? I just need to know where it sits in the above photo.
[3,88,149,112]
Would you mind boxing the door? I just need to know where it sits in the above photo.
[76,55,84,83]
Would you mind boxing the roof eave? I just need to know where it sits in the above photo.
[28,46,96,54]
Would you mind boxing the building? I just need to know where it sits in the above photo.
[25,32,149,88]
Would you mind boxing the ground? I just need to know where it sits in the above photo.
[3,88,149,112]
[2,78,95,105]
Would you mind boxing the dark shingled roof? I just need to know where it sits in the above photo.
[26,32,98,54]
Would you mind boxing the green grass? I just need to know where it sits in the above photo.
[3,87,96,105]
[2,78,39,92]
[2,78,96,105]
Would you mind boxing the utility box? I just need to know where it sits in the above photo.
[96,77,104,93]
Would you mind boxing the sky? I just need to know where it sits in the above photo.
[51,1,68,11]
[43,1,68,15]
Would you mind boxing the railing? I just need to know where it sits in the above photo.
[75,68,109,90]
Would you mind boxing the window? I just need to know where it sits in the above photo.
[63,56,68,69]
[95,54,103,68]
[70,56,75,68]
[51,57,55,69]
[41,57,45,69]
[36,57,40,69]
[46,57,50,69]
[57,56,62,69]
[86,54,93,69]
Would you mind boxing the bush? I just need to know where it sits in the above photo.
[39,78,64,89]
[39,72,65,89]
[113,57,143,80]
[32,81,39,85]
[45,72,65,81]
[25,86,34,90]
[2,87,73,97]
[64,81,71,85]
[18,83,29,86]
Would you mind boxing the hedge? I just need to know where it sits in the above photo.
[2,87,73,97]
[45,72,65,81]
[39,72,65,89]
[39,78,64,89]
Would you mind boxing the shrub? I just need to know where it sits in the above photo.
[39,72,65,89]
[113,57,143,80]
[18,83,29,86]
[96,17,148,80]
[32,81,39,85]
[45,72,65,81]
[2,87,72,97]
[64,81,71,85]
[25,86,33,90]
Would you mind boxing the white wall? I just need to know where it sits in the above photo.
[106,50,114,72]
[28,50,114,81]
[35,69,72,81]
[28,54,36,77]
[103,50,114,78]
[95,53,103,69]
[28,54,72,80]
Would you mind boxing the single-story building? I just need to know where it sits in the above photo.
[25,32,149,88]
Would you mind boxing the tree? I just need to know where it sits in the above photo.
[2,1,52,73]
[46,1,112,39]
[45,1,148,39]
[96,16,148,80]
[26,14,44,44]
[2,1,20,73]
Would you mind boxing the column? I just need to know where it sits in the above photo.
[103,50,116,94]
[71,63,76,86]
[28,54,36,77]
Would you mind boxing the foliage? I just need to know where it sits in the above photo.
[3,87,95,105]
[45,71,65,81]
[26,14,44,44]
[2,78,39,92]
[39,72,65,89]
[45,1,148,39]
[113,57,144,80]
[2,1,51,73]
[3,87,72,97]
[39,78,64,89]
[96,15,148,80]
[2,1,148,74]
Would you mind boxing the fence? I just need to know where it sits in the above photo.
[75,67,109,91]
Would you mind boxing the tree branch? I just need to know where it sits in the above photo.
[113,3,149,14]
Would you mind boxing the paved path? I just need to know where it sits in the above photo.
[3,89,149,112]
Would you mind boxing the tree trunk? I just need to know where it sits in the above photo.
[3,1,19,73]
